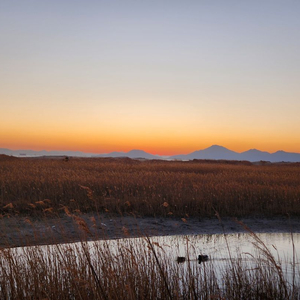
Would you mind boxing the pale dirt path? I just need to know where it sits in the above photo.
[1,214,300,248]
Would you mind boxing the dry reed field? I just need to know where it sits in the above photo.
[1,155,300,299]
[1,156,300,218]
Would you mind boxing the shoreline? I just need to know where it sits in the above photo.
[1,214,300,248]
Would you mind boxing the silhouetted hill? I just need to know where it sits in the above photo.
[240,149,271,162]
[240,149,300,162]
[270,150,300,162]
[97,149,160,159]
[171,145,238,160]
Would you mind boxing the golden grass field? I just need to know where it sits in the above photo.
[1,155,300,218]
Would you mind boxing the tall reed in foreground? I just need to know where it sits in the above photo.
[0,222,299,299]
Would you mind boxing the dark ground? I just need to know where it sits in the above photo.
[1,214,299,248]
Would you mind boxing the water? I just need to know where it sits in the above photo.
[97,232,300,283]
[9,231,300,266]
[139,232,300,289]
[88,231,299,261]
[166,232,299,262]
[3,232,300,287]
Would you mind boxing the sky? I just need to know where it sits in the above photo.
[1,0,300,155]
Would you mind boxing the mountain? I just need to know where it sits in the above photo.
[97,149,160,160]
[240,149,300,162]
[270,150,300,163]
[240,149,271,162]
[127,150,160,159]
[171,145,239,160]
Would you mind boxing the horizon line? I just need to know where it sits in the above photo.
[1,144,300,157]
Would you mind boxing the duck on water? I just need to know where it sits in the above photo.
[176,255,209,264]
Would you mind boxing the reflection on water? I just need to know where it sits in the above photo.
[97,232,300,262]
[11,231,300,265]
[87,231,300,284]
[7,231,300,286]
[163,232,300,261]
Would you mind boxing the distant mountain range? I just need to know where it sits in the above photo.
[170,145,300,162]
[1,145,300,162]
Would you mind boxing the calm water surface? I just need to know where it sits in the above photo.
[94,232,300,281]
[8,231,300,285]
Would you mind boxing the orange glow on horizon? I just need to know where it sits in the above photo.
[1,113,300,155]
[1,134,300,156]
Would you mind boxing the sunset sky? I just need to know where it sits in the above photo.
[1,1,300,155]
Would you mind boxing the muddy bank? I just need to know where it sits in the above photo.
[1,214,300,248]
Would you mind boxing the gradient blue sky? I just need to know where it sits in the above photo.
[1,1,300,155]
